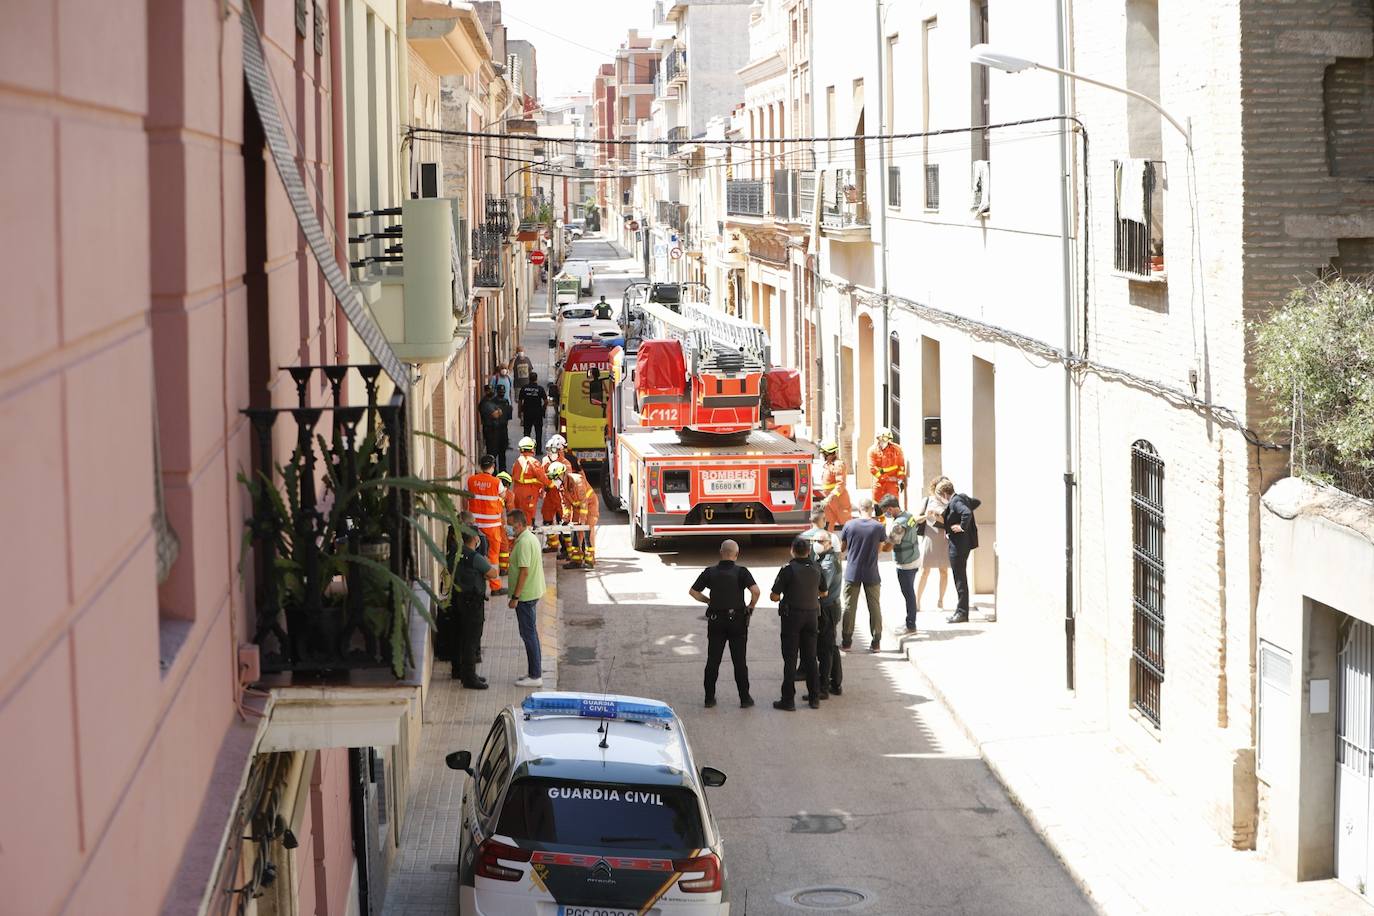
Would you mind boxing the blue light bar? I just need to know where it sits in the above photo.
[521,693,675,723]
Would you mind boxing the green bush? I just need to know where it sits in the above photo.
[1252,276,1374,493]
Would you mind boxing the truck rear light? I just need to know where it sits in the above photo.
[674,853,721,893]
[476,839,531,882]
[767,468,796,491]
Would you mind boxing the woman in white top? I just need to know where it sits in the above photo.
[916,476,951,611]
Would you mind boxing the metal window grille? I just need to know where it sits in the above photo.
[888,165,901,208]
[1113,160,1165,278]
[727,179,768,217]
[924,164,940,210]
[1130,440,1165,726]
[1337,618,1373,778]
[888,332,901,440]
[1257,641,1292,774]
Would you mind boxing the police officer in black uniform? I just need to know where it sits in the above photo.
[593,294,614,320]
[770,537,828,710]
[518,371,548,448]
[689,539,760,709]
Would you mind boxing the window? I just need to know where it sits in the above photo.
[884,34,899,160]
[924,163,940,210]
[888,332,901,441]
[1113,160,1165,278]
[1257,641,1292,775]
[971,1,990,162]
[1130,440,1165,726]
[921,18,937,184]
[888,165,902,208]
[497,779,707,851]
[825,86,836,159]
[476,720,511,816]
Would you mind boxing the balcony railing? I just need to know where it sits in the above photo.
[347,206,404,271]
[667,125,689,156]
[472,226,503,288]
[727,179,768,217]
[664,47,687,85]
[484,194,511,235]
[822,168,869,229]
[516,194,549,231]
[242,365,416,676]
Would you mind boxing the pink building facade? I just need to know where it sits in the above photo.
[0,1,427,912]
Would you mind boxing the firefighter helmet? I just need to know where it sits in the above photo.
[518,436,536,451]
[876,427,893,443]
[547,462,567,481]
[546,434,567,452]
[819,440,839,455]
[496,471,513,486]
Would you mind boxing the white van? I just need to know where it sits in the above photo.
[560,258,594,295]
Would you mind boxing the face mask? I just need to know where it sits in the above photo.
[504,525,516,537]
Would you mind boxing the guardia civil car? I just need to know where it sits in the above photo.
[446,692,730,915]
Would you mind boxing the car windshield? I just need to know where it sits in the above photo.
[496,778,705,851]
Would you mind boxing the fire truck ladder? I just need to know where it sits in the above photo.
[636,301,771,376]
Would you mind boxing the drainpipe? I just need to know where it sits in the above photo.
[873,0,892,429]
[331,0,348,368]
[1056,0,1078,691]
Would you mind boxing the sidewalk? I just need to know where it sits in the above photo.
[897,601,1363,915]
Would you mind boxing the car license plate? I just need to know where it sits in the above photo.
[702,472,754,495]
[558,908,638,916]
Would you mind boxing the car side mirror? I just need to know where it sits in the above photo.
[699,766,727,788]
[446,751,473,775]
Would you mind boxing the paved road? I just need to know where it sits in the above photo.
[555,236,1092,916]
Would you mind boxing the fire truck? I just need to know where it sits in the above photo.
[602,297,812,549]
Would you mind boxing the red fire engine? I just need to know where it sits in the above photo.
[603,298,812,548]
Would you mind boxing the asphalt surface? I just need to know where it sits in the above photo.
[552,236,1094,916]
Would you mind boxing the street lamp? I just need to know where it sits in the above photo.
[969,43,1191,147]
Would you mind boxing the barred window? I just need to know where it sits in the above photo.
[1130,440,1165,726]
[888,332,901,443]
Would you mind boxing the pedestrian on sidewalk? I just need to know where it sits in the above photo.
[447,529,495,689]
[804,513,844,697]
[839,499,888,652]
[518,371,548,448]
[478,387,507,472]
[915,477,952,612]
[511,346,534,389]
[770,537,827,711]
[938,479,982,623]
[688,539,760,709]
[880,495,924,635]
[505,509,546,687]
[593,294,614,320]
[491,364,514,406]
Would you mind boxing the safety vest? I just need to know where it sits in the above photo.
[869,444,906,479]
[515,454,545,486]
[465,473,503,527]
[821,460,846,492]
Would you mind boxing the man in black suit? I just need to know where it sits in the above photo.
[938,479,982,623]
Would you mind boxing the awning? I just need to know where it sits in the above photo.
[241,6,410,393]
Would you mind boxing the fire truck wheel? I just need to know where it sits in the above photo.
[632,518,651,552]
[601,471,623,512]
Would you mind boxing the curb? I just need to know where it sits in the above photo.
[902,641,1106,915]
[538,551,560,689]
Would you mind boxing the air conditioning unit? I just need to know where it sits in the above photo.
[971,160,991,215]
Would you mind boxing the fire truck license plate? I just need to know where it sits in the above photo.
[702,470,755,495]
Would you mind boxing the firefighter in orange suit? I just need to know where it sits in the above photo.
[562,467,600,570]
[512,436,551,524]
[541,435,570,552]
[868,427,907,505]
[464,455,505,582]
[496,471,514,574]
[817,440,853,530]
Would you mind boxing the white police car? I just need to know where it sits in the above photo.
[446,692,730,915]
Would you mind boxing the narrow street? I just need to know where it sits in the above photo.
[549,238,1092,915]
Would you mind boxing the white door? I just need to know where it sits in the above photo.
[1337,619,1374,898]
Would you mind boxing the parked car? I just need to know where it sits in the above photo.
[447,693,730,915]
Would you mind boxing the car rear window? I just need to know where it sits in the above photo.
[562,307,595,319]
[496,778,705,851]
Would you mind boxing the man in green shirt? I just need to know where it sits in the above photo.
[506,509,546,687]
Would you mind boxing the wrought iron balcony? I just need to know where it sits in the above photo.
[347,206,404,270]
[241,365,417,677]
[472,226,503,289]
[484,194,511,235]
[667,125,689,156]
[727,179,768,217]
[663,47,687,86]
[822,168,870,230]
[516,194,549,231]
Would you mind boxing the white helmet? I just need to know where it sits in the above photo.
[546,434,567,452]
[876,427,893,443]
[518,436,536,451]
